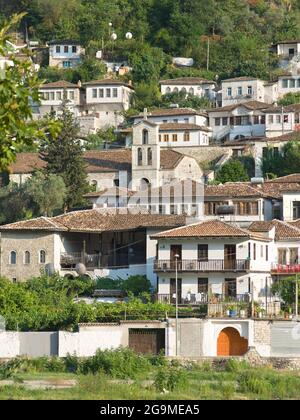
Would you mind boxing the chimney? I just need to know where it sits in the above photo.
[128,80,132,86]
[77,80,82,88]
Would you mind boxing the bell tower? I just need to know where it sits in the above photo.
[131,118,160,191]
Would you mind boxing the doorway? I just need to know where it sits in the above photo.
[224,244,236,270]
[170,278,182,304]
[217,327,248,356]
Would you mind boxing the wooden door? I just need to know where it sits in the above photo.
[129,329,165,355]
[170,244,182,270]
[224,245,236,270]
[170,278,182,304]
[217,327,248,356]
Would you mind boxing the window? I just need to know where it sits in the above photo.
[268,115,274,124]
[261,115,265,124]
[166,87,171,93]
[290,248,298,264]
[64,45,69,53]
[159,134,162,142]
[247,86,253,95]
[261,245,264,258]
[198,245,208,261]
[69,91,74,101]
[113,88,118,98]
[222,117,228,126]
[215,117,221,126]
[282,79,288,88]
[237,86,242,96]
[253,243,256,260]
[172,134,178,142]
[189,88,194,95]
[39,250,46,264]
[290,79,296,88]
[227,87,232,97]
[248,243,251,259]
[92,89,97,98]
[72,45,77,53]
[184,131,190,142]
[137,148,143,166]
[276,115,281,124]
[56,46,61,53]
[56,92,62,101]
[278,249,287,265]
[253,115,260,125]
[173,87,178,93]
[63,61,71,68]
[142,129,149,145]
[24,251,30,265]
[289,48,295,56]
[10,251,17,265]
[235,116,242,126]
[198,278,208,293]
[50,92,55,101]
[283,114,289,123]
[181,88,187,93]
[164,134,169,142]
[266,245,269,262]
[106,88,111,97]
[147,148,152,165]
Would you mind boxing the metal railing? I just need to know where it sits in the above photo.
[154,259,250,272]
[271,263,300,274]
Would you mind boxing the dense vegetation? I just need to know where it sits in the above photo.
[1,355,300,400]
[0,275,197,331]
[261,141,300,178]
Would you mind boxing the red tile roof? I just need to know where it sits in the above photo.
[159,123,211,132]
[159,77,215,85]
[204,183,264,198]
[152,219,266,240]
[249,220,300,240]
[40,80,80,89]
[83,79,134,89]
[134,108,207,118]
[209,101,270,113]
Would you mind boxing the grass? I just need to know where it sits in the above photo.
[0,352,300,400]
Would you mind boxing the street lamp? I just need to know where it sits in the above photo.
[175,253,180,357]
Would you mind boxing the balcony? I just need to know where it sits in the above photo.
[154,259,250,273]
[60,252,101,270]
[271,263,300,275]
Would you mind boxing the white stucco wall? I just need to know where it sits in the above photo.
[0,332,20,358]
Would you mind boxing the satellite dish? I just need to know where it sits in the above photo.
[76,263,87,276]
[125,32,133,40]
[111,33,118,41]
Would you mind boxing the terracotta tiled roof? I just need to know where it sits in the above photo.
[263,104,300,113]
[159,123,210,132]
[9,149,186,175]
[48,39,81,45]
[152,219,266,240]
[266,174,300,183]
[249,220,300,240]
[0,210,186,233]
[222,76,261,82]
[40,80,79,89]
[204,183,264,198]
[83,79,134,89]
[84,187,135,198]
[134,108,207,118]
[159,77,215,85]
[208,101,270,113]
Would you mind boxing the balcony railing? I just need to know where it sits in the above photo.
[157,293,250,305]
[154,259,250,272]
[271,263,300,274]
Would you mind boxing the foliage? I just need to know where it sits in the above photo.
[272,276,299,310]
[85,127,117,151]
[154,366,188,392]
[26,171,67,216]
[161,91,213,109]
[215,159,249,184]
[0,182,33,224]
[278,92,300,106]
[95,275,152,296]
[261,141,300,178]
[132,82,161,111]
[0,14,59,171]
[40,102,90,210]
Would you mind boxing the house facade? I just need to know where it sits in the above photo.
[220,77,278,107]
[264,104,300,138]
[208,101,269,143]
[272,40,300,70]
[48,40,85,68]
[277,74,300,99]
[159,77,216,101]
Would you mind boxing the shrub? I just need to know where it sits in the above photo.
[238,371,272,399]
[154,366,187,392]
[225,359,249,373]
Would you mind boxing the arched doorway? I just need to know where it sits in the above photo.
[217,327,248,356]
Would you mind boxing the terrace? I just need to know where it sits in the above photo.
[154,259,250,273]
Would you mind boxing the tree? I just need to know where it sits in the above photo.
[26,171,67,216]
[161,91,213,109]
[129,45,170,84]
[0,14,59,171]
[86,127,118,151]
[41,102,90,210]
[278,92,300,106]
[215,159,249,184]
[0,182,33,225]
[272,276,299,311]
[261,141,300,178]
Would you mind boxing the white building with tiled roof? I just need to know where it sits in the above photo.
[48,40,85,69]
[159,77,216,101]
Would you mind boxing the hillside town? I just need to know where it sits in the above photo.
[1,0,300,401]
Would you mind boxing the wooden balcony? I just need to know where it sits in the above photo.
[154,259,250,273]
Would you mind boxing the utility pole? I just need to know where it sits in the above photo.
[175,254,180,357]
[281,105,284,136]
[296,273,299,317]
[207,38,210,72]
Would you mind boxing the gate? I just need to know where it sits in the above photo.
[129,329,165,355]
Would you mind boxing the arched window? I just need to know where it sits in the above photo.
[173,87,179,93]
[142,129,149,145]
[166,87,171,94]
[137,148,143,166]
[24,251,31,265]
[91,180,98,191]
[39,250,46,264]
[181,87,187,93]
[140,178,150,190]
[147,148,153,166]
[189,88,194,95]
[10,251,17,265]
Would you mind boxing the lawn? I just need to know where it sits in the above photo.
[0,351,300,400]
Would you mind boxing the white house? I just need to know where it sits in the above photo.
[277,74,300,99]
[37,80,81,117]
[264,104,300,138]
[133,108,209,127]
[83,79,134,129]
[159,77,216,101]
[208,101,269,142]
[48,40,85,69]
[272,40,300,71]
[220,77,278,107]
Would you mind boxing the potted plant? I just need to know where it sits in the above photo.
[228,305,237,317]
[239,302,248,318]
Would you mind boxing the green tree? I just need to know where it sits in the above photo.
[261,141,300,178]
[86,127,118,151]
[0,182,33,225]
[215,159,249,184]
[26,171,67,216]
[129,45,170,84]
[278,93,300,106]
[132,82,161,111]
[41,102,90,211]
[0,14,58,171]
